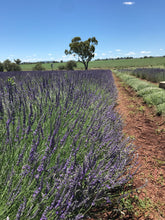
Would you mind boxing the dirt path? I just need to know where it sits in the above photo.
[113,73,165,220]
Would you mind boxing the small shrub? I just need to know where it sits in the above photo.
[58,61,77,70]
[33,63,45,71]
[10,63,22,71]
[137,87,162,96]
[3,59,12,71]
[66,60,77,70]
[114,70,165,115]
[58,65,65,70]
[143,91,165,106]
[157,103,165,115]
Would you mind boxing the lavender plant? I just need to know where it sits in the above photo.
[114,70,165,115]
[132,68,165,82]
[0,70,138,219]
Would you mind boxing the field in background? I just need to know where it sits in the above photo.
[20,56,165,71]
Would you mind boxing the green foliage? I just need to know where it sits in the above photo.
[3,59,21,71]
[65,60,77,70]
[157,103,165,115]
[58,60,77,70]
[32,63,45,71]
[114,70,165,115]
[88,56,165,69]
[14,59,21,65]
[137,87,162,96]
[0,62,4,72]
[19,57,165,71]
[58,64,65,70]
[7,77,16,86]
[10,63,22,71]
[3,59,12,71]
[65,36,98,70]
[143,91,165,106]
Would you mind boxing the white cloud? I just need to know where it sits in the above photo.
[123,2,135,5]
[49,57,55,60]
[22,58,41,62]
[160,48,164,51]
[61,54,76,61]
[7,54,15,60]
[126,51,136,56]
[101,53,106,56]
[140,51,151,54]
[115,49,121,52]
[48,53,53,56]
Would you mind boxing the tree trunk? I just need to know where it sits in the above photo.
[85,65,88,70]
[84,62,88,70]
[83,61,88,70]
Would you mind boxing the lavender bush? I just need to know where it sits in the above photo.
[114,70,165,115]
[132,68,165,82]
[0,70,138,219]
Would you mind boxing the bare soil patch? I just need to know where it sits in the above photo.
[113,73,165,220]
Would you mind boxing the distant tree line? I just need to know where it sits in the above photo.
[95,56,162,61]
[0,59,21,72]
[21,60,63,65]
[95,57,134,61]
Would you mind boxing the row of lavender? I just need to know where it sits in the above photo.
[132,68,165,83]
[0,70,138,219]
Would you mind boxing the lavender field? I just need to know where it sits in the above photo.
[0,70,138,219]
[132,68,165,83]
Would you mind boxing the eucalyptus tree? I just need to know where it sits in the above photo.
[65,37,98,70]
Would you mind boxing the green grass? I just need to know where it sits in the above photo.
[20,56,165,71]
[88,57,165,69]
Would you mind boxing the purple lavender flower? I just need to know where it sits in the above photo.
[22,164,30,176]
[37,164,44,173]
[0,70,139,219]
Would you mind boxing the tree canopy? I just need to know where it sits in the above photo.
[3,59,21,72]
[14,59,21,65]
[65,37,98,70]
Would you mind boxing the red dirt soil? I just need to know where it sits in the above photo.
[113,74,165,220]
[86,73,165,220]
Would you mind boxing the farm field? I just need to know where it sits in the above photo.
[0,67,165,220]
[1,0,165,219]
[131,68,165,83]
[20,56,165,71]
[0,70,139,219]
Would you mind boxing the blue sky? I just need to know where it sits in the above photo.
[0,0,165,62]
